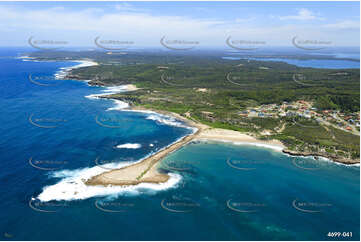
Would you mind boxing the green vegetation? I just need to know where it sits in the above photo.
[28,51,360,161]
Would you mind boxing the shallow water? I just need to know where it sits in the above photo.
[0,49,359,241]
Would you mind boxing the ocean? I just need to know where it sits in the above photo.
[0,48,359,241]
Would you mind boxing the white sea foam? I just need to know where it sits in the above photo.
[53,60,98,80]
[107,100,129,110]
[18,57,98,79]
[37,127,197,202]
[146,114,194,130]
[316,157,360,167]
[84,94,102,100]
[283,152,360,167]
[85,86,130,100]
[197,139,360,167]
[125,109,158,115]
[37,161,181,201]
[115,107,196,131]
[17,56,35,60]
[115,143,142,149]
[36,65,196,202]
[85,85,130,110]
[96,100,196,131]
[70,60,99,69]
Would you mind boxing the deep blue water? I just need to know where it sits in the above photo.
[222,57,360,69]
[0,49,359,241]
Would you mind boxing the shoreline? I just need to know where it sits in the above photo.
[85,106,205,186]
[19,56,99,69]
[85,84,359,187]
[84,104,287,187]
[55,59,98,79]
[84,84,139,101]
[56,64,361,167]
[19,56,99,80]
[130,106,285,152]
[282,149,359,165]
[123,103,360,165]
[127,106,359,165]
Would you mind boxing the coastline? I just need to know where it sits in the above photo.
[124,105,359,165]
[19,56,99,80]
[282,149,359,165]
[8,47,360,240]
[85,106,205,186]
[85,104,287,187]
[85,84,359,187]
[55,59,98,79]
[128,106,285,152]
[59,62,360,167]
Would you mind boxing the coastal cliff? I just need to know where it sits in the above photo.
[282,149,359,165]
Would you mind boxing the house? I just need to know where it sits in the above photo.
[239,110,249,117]
[286,112,296,117]
[157,66,169,70]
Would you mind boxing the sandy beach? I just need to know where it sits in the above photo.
[70,59,99,69]
[196,128,285,150]
[85,106,285,187]
[122,84,139,91]
[84,84,139,100]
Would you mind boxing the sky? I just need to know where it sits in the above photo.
[0,1,359,48]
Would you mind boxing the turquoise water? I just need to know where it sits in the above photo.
[160,141,360,240]
[0,49,359,240]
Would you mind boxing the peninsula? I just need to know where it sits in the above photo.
[24,51,360,186]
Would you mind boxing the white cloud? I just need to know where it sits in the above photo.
[114,3,148,13]
[278,8,324,21]
[0,5,358,47]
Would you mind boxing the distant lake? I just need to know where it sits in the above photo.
[222,57,360,69]
[0,48,359,241]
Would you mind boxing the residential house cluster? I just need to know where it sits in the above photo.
[239,100,360,133]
